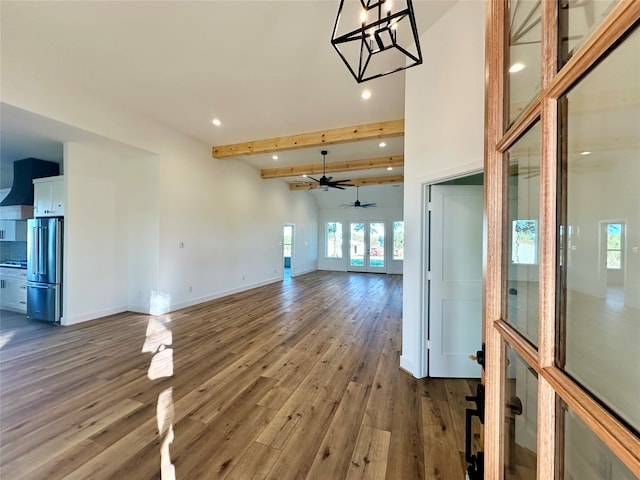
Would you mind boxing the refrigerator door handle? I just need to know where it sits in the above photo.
[39,227,47,276]
[31,226,39,275]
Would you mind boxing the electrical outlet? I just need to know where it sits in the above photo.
[188,286,192,293]
[179,241,184,248]
[242,275,245,281]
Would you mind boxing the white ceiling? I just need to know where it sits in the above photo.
[0,0,456,206]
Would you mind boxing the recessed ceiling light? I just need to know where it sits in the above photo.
[361,89,372,100]
[272,155,279,160]
[509,62,525,73]
[580,151,592,156]
[387,166,393,171]
[212,118,222,126]
[302,174,308,178]
[379,142,386,148]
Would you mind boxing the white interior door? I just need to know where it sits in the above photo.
[348,221,387,273]
[428,185,483,378]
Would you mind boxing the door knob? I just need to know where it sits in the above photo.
[469,343,485,369]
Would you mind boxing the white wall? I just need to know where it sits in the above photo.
[64,142,155,324]
[401,0,485,377]
[3,45,318,324]
[566,151,640,307]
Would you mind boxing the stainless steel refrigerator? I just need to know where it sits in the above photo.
[27,217,63,324]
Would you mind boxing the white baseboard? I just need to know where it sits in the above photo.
[168,277,282,312]
[62,305,128,325]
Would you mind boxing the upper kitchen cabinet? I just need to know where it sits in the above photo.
[33,176,65,217]
[0,219,27,241]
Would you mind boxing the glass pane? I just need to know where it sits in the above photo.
[607,223,621,250]
[561,401,637,480]
[350,222,364,267]
[607,250,621,270]
[326,222,343,258]
[558,27,640,432]
[504,344,538,479]
[559,0,618,67]
[507,0,542,126]
[369,222,384,268]
[505,123,541,346]
[393,221,404,260]
[283,225,293,259]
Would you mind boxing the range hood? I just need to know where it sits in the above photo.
[0,158,59,219]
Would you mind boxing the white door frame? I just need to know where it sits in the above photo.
[419,169,484,377]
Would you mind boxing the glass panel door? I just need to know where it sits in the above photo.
[368,222,385,272]
[349,221,386,273]
[349,222,365,272]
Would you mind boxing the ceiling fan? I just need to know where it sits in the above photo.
[308,150,353,190]
[341,186,377,208]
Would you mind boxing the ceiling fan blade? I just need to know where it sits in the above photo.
[331,180,354,187]
[308,176,320,183]
[361,202,377,208]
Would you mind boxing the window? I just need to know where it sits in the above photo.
[606,223,623,269]
[325,222,343,258]
[393,221,404,260]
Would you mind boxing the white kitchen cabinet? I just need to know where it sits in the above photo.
[0,220,27,241]
[33,176,65,217]
[0,267,28,313]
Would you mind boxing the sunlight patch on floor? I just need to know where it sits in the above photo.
[144,291,176,480]
[0,331,15,350]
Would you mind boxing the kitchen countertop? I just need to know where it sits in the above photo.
[0,262,28,269]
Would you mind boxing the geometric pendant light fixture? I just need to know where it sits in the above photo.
[331,0,422,83]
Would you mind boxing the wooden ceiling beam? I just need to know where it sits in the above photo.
[260,155,404,179]
[288,175,404,191]
[212,119,404,158]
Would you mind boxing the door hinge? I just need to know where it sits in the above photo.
[426,270,432,281]
[427,201,433,211]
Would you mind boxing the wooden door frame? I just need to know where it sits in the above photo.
[483,1,640,478]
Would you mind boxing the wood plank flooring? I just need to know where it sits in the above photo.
[0,271,479,479]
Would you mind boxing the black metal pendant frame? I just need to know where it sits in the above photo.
[331,0,422,83]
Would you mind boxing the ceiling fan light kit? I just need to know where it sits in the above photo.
[308,150,354,190]
[331,0,423,83]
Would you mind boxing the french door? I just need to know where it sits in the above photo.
[482,1,640,479]
[348,221,386,273]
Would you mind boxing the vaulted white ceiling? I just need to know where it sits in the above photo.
[0,0,456,205]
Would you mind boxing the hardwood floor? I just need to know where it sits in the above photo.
[0,271,479,479]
